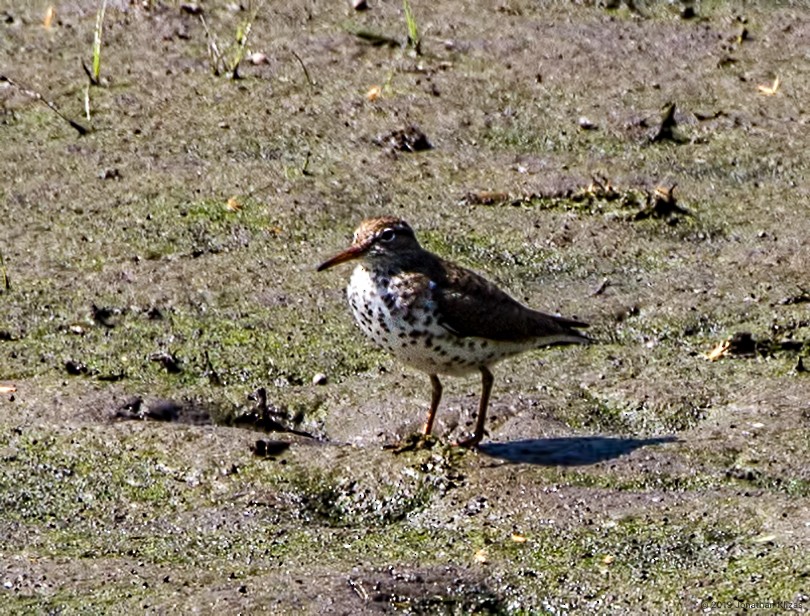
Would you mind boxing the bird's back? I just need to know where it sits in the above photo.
[412,252,590,346]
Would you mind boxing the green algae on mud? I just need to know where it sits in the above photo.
[1,0,810,612]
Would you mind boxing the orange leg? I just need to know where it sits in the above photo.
[423,374,442,436]
[457,366,493,447]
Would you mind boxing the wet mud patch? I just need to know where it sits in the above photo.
[230,386,321,439]
[111,395,213,425]
[684,381,810,497]
[2,1,810,612]
[108,387,326,458]
[273,448,465,528]
[347,565,506,614]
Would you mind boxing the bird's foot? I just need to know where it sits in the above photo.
[384,432,437,454]
[455,432,484,448]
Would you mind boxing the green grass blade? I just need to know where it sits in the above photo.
[92,0,108,83]
[403,0,421,54]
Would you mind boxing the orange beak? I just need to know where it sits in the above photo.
[316,244,366,271]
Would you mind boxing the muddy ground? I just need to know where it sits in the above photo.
[1,0,809,613]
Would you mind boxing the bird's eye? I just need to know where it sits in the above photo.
[379,229,396,242]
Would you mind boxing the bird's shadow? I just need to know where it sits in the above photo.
[478,435,677,466]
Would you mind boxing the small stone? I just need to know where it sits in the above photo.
[251,439,290,457]
[99,168,121,180]
[65,360,88,376]
[247,52,268,65]
[352,0,368,9]
[578,116,597,130]
[312,372,328,386]
[180,3,203,15]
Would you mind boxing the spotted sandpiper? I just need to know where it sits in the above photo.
[317,217,589,447]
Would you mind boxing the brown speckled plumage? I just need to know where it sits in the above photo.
[318,217,589,446]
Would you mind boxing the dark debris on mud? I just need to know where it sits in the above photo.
[112,396,213,425]
[348,565,507,615]
[460,176,692,224]
[375,124,434,153]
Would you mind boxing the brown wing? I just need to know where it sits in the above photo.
[433,259,589,344]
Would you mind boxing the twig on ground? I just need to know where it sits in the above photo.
[290,50,314,88]
[0,74,89,135]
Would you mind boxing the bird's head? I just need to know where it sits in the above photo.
[317,217,421,271]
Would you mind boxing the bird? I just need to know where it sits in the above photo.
[317,216,589,447]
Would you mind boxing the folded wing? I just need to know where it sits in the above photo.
[433,260,590,345]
